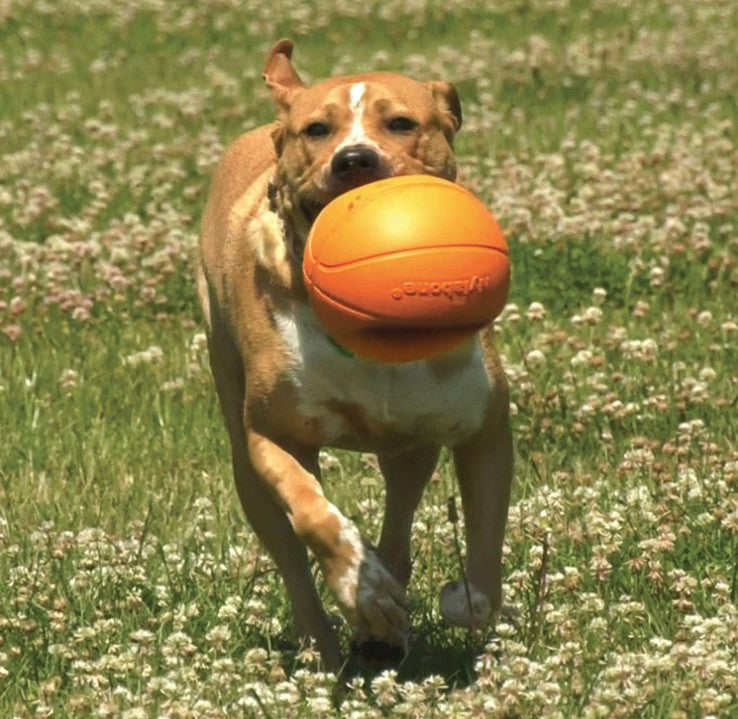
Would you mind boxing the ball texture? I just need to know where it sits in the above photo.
[302,175,510,362]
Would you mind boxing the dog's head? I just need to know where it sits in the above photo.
[264,40,462,236]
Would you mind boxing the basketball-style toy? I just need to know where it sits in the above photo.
[302,175,510,363]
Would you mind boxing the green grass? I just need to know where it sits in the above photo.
[1,0,737,716]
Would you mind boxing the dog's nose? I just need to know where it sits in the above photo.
[331,145,381,178]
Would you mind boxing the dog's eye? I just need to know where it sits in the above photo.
[385,116,418,133]
[303,122,331,138]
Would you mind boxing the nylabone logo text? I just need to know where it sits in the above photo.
[390,275,492,301]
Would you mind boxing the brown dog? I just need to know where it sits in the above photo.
[197,40,513,670]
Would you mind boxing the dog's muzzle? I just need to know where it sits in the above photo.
[330,144,389,190]
[300,145,391,223]
[331,145,381,177]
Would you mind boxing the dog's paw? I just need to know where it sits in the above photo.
[327,521,410,650]
[354,545,410,649]
[439,580,492,629]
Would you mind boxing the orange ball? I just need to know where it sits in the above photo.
[302,175,510,362]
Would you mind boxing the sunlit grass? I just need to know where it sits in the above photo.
[1,0,737,716]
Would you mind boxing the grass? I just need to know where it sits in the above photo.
[1,0,737,716]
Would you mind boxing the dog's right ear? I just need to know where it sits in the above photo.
[263,39,305,110]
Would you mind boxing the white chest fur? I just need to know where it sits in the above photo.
[275,305,492,448]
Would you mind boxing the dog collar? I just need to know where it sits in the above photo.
[326,333,355,359]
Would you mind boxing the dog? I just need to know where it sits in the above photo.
[196,40,513,670]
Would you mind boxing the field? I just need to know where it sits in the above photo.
[1,0,737,716]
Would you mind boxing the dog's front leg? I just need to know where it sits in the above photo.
[342,443,440,660]
[376,444,441,588]
[246,430,410,651]
[442,389,513,630]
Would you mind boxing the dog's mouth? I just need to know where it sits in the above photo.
[294,143,399,224]
[301,171,394,223]
[300,198,328,224]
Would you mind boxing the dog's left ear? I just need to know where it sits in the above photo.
[428,81,463,139]
[263,39,305,110]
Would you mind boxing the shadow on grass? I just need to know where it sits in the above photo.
[338,627,493,689]
[269,621,494,691]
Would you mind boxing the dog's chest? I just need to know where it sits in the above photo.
[275,306,491,448]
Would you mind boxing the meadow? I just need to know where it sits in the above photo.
[1,0,737,716]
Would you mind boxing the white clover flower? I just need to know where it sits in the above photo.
[71,304,92,322]
[217,595,243,621]
[206,624,231,647]
[526,349,546,368]
[570,349,593,367]
[649,266,665,286]
[161,378,185,391]
[620,338,658,362]
[163,631,197,658]
[2,325,22,342]
[267,617,283,635]
[236,695,261,712]
[244,647,269,666]
[499,302,521,324]
[190,331,208,354]
[59,368,79,389]
[192,497,214,521]
[129,629,154,645]
[121,707,148,719]
[526,301,546,320]
[496,621,517,638]
[318,450,341,470]
[583,306,603,325]
[307,696,333,714]
[123,345,164,367]
[697,310,713,326]
[721,506,738,534]
[9,296,26,316]
[633,300,650,317]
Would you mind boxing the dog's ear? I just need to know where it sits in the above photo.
[263,39,305,110]
[428,81,463,139]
